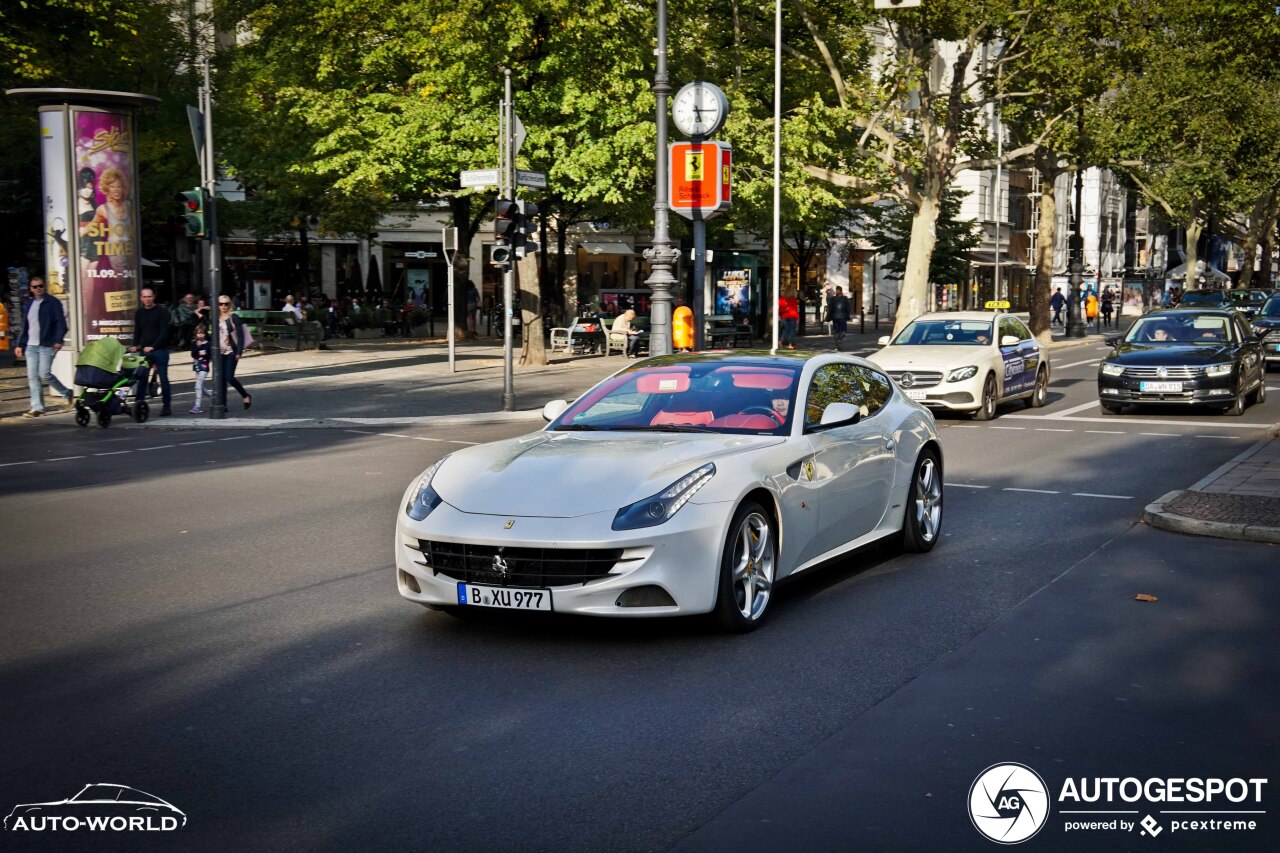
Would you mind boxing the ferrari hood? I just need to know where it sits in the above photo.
[430,431,785,517]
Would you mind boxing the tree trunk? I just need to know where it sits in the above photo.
[893,193,942,336]
[556,221,568,319]
[517,251,546,366]
[1030,159,1059,344]
[1260,233,1274,288]
[1237,192,1278,290]
[1184,211,1202,292]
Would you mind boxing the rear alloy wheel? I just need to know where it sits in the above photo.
[1025,367,1049,408]
[714,502,776,633]
[1223,375,1248,416]
[972,374,998,421]
[902,450,943,553]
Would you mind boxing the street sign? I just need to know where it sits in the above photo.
[669,141,732,220]
[516,169,547,189]
[513,113,526,157]
[460,169,500,188]
[404,251,437,259]
[186,104,204,162]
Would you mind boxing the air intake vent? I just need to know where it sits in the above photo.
[398,570,421,594]
[616,585,677,608]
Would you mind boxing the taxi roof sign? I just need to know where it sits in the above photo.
[984,300,1011,310]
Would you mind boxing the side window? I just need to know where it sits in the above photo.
[853,366,893,417]
[805,364,864,428]
[1011,318,1033,341]
[1233,317,1248,343]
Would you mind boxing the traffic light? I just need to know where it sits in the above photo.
[177,188,205,237]
[492,198,517,266]
[491,243,514,266]
[514,200,539,259]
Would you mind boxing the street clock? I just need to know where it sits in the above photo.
[672,81,729,139]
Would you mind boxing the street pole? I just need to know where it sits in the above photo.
[642,0,681,356]
[444,227,457,373]
[693,219,705,350]
[1065,107,1087,339]
[770,0,782,353]
[203,57,228,418]
[501,69,515,410]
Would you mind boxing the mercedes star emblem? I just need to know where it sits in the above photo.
[900,372,914,387]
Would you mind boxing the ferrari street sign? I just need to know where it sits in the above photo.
[669,141,732,221]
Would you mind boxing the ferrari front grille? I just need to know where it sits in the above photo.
[415,540,625,587]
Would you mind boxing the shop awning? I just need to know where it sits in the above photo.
[579,242,635,256]
[968,252,1022,267]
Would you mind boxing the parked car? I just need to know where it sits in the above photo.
[1227,288,1270,319]
[1177,289,1230,309]
[1097,309,1266,415]
[396,352,943,631]
[867,311,1050,420]
[1252,294,1280,368]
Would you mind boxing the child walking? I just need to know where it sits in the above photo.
[190,323,211,414]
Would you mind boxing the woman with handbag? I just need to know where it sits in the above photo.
[216,297,253,410]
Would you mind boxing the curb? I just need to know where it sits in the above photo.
[1142,489,1280,545]
[119,410,549,430]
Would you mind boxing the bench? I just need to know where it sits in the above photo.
[706,314,752,348]
[237,310,324,351]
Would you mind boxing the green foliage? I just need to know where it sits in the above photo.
[865,191,982,285]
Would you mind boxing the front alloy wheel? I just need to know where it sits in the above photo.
[1025,367,1049,408]
[714,502,776,632]
[1223,375,1248,416]
[902,450,943,552]
[973,375,997,420]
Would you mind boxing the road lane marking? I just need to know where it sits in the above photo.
[1046,400,1101,418]
[1140,432,1179,437]
[449,440,481,445]
[380,432,443,442]
[1035,428,1074,432]
[179,440,213,446]
[1055,358,1101,369]
[1004,487,1059,494]
[137,445,176,451]
[1072,493,1133,499]
[0,461,37,467]
[259,431,288,437]
[990,426,1025,430]
[219,435,253,440]
[1195,435,1236,440]
[1085,430,1124,435]
[343,429,377,435]
[46,455,85,461]
[93,450,132,456]
[1004,414,1266,429]
[948,424,980,428]
[950,483,989,489]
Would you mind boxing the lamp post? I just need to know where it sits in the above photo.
[642,0,682,356]
[1065,107,1087,339]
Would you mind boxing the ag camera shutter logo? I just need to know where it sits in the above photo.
[969,763,1050,844]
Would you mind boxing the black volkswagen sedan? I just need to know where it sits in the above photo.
[1254,295,1280,366]
[1097,309,1267,415]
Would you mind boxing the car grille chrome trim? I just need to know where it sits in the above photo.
[414,540,628,587]
[1122,366,1199,379]
[1264,330,1280,343]
[887,370,944,388]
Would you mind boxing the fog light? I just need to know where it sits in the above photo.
[1209,388,1232,395]
[399,570,421,593]
[1101,387,1119,395]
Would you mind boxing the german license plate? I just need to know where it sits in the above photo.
[1140,381,1182,392]
[458,583,551,611]
[904,389,927,400]
[1272,344,1280,352]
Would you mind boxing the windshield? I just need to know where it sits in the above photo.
[1125,315,1235,344]
[1228,291,1265,306]
[550,362,801,435]
[1261,296,1280,318]
[891,319,993,346]
[1179,291,1225,306]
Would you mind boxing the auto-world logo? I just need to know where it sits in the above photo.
[969,763,1050,844]
[4,784,185,832]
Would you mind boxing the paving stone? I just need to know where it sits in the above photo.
[1165,490,1280,527]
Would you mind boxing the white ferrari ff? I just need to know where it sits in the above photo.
[396,352,943,631]
[868,312,1051,420]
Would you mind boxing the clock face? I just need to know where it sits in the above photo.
[672,82,728,138]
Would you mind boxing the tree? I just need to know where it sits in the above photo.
[864,190,982,301]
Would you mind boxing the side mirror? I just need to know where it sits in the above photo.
[877,336,891,347]
[1000,335,1020,348]
[542,399,568,422]
[819,402,860,426]
[1256,325,1270,338]
[1105,335,1121,347]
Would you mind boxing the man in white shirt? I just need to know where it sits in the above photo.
[281,294,303,324]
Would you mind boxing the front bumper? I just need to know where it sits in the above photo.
[896,374,983,412]
[394,499,733,617]
[1259,336,1280,362]
[1097,372,1236,405]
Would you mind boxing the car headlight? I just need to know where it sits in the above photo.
[1203,363,1233,377]
[405,457,448,520]
[1100,363,1125,376]
[612,463,715,531]
[947,366,978,382]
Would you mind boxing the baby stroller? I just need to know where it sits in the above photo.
[73,337,152,427]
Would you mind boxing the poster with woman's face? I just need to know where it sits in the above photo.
[73,109,138,342]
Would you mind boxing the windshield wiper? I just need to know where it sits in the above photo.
[552,424,602,431]
[626,424,716,433]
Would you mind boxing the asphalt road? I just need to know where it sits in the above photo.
[1,352,1277,851]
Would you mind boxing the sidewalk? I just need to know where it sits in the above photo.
[1144,433,1280,544]
[0,317,1122,428]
